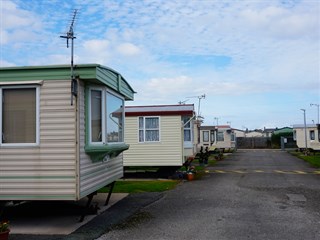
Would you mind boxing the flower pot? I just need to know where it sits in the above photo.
[186,173,194,181]
[0,230,10,240]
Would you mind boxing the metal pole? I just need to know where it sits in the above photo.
[310,103,319,124]
[214,117,219,126]
[197,97,201,118]
[301,109,307,150]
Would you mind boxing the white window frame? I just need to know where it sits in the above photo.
[88,86,124,145]
[231,133,235,142]
[88,87,105,145]
[182,116,192,143]
[0,85,40,147]
[203,130,209,142]
[138,116,160,143]
[210,130,215,143]
[106,89,125,144]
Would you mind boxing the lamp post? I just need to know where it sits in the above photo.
[310,103,319,124]
[300,109,308,151]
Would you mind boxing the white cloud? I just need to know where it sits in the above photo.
[116,43,141,56]
[1,0,319,129]
[0,59,16,67]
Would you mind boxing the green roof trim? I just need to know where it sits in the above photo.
[0,64,135,100]
[84,143,129,162]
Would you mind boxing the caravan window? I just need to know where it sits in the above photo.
[182,116,191,142]
[1,86,39,146]
[310,130,315,140]
[139,116,160,142]
[90,90,103,143]
[210,130,215,143]
[231,133,235,142]
[217,131,224,141]
[203,131,209,142]
[89,87,124,144]
[106,92,124,143]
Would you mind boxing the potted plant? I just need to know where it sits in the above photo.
[0,220,10,240]
[186,166,196,181]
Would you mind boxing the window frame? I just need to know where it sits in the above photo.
[310,130,315,141]
[217,131,225,142]
[182,116,192,143]
[231,132,235,142]
[0,85,40,147]
[203,130,210,142]
[106,90,125,144]
[87,86,124,146]
[138,116,160,143]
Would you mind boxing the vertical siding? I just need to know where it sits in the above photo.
[0,80,77,200]
[123,116,183,166]
[78,82,123,199]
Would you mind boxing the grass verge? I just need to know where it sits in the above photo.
[289,151,320,168]
[99,180,180,193]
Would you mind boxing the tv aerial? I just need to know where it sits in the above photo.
[60,9,79,105]
[187,94,206,119]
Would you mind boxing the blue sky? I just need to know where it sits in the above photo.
[1,0,319,130]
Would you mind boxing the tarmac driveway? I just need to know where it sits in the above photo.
[7,149,320,240]
[98,149,320,240]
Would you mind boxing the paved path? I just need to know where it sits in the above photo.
[98,150,320,240]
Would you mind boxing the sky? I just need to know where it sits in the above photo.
[0,0,319,130]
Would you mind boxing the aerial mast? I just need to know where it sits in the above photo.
[187,94,206,119]
[60,9,78,105]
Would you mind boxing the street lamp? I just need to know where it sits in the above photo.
[310,103,319,124]
[300,109,308,150]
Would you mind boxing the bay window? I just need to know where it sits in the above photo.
[88,87,124,145]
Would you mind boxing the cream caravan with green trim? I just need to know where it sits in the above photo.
[0,64,135,201]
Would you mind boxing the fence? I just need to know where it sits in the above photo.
[236,137,271,149]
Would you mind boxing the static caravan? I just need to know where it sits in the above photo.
[199,125,236,152]
[123,104,196,168]
[0,64,135,202]
[293,124,320,151]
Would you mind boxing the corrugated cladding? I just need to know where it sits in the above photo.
[0,80,77,200]
[78,82,123,199]
[123,115,183,166]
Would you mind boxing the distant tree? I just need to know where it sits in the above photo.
[271,132,293,148]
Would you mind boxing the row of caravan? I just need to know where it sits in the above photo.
[0,64,235,203]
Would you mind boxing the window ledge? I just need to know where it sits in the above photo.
[84,143,129,162]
